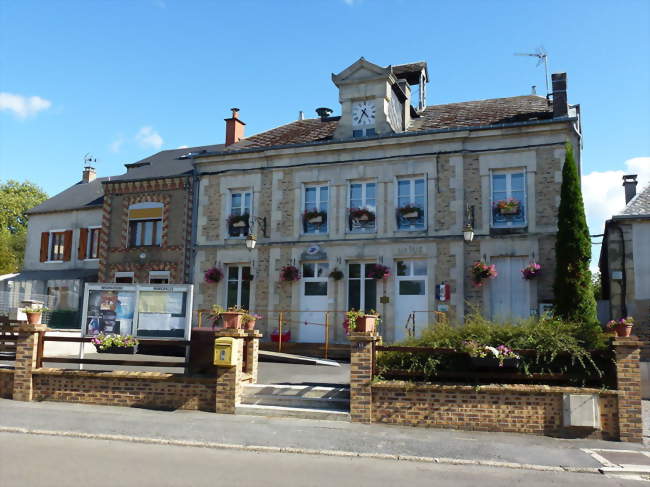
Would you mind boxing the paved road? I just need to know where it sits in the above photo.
[0,432,640,487]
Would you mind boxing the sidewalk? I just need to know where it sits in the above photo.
[0,399,646,471]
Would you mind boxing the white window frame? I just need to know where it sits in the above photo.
[348,180,377,233]
[114,271,135,283]
[148,270,170,284]
[226,264,252,308]
[85,226,101,260]
[227,189,252,238]
[395,176,427,231]
[128,202,163,247]
[303,184,329,235]
[46,228,67,263]
[490,169,527,228]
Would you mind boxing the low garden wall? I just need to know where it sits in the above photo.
[32,369,217,412]
[371,382,619,440]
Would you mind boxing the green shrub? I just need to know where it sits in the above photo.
[376,312,610,385]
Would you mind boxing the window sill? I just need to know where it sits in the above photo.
[83,258,99,262]
[490,226,528,236]
[127,245,162,249]
[44,260,64,264]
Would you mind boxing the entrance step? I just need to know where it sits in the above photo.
[239,384,350,419]
[235,404,350,421]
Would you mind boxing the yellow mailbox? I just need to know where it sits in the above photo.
[214,337,236,366]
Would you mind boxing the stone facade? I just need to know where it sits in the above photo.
[99,176,192,284]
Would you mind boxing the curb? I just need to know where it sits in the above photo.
[0,426,601,475]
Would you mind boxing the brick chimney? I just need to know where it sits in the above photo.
[623,174,638,204]
[225,108,245,146]
[82,166,96,183]
[551,72,568,118]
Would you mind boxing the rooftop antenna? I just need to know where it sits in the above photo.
[83,152,97,168]
[514,46,549,95]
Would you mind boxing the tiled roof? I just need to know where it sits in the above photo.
[229,95,554,151]
[619,184,650,217]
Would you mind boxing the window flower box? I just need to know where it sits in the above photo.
[495,198,520,215]
[228,213,250,228]
[91,333,139,354]
[396,204,423,221]
[303,209,326,225]
[349,207,375,222]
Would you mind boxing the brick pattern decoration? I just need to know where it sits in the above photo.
[371,382,619,440]
[614,337,644,442]
[120,193,172,249]
[0,369,14,399]
[98,193,113,282]
[12,324,46,401]
[349,332,380,423]
[32,369,217,412]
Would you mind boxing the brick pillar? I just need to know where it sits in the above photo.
[614,337,643,443]
[349,332,379,423]
[214,329,246,414]
[244,331,262,384]
[13,323,47,401]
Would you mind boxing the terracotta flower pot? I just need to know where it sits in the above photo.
[221,312,244,329]
[26,312,42,325]
[354,315,378,333]
[244,319,256,331]
[615,324,633,337]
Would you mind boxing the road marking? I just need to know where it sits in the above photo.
[0,426,602,475]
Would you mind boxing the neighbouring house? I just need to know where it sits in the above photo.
[0,165,103,323]
[97,144,222,285]
[192,57,582,344]
[599,175,650,392]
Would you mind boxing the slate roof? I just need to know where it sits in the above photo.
[28,143,225,214]
[618,184,650,217]
[228,95,554,151]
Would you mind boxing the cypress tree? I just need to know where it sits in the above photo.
[553,143,598,325]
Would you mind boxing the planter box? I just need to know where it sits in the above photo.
[471,357,519,369]
[221,312,244,329]
[232,220,247,228]
[354,315,378,333]
[499,206,519,215]
[244,319,257,331]
[95,345,136,354]
[401,211,419,219]
[308,216,323,224]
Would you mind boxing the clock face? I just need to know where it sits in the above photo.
[352,100,376,126]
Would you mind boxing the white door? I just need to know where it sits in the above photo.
[299,262,329,342]
[490,257,530,321]
[394,260,428,342]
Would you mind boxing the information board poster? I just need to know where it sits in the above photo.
[81,284,193,339]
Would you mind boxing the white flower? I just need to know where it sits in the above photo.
[485,346,499,358]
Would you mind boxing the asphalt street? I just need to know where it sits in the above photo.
[0,432,641,487]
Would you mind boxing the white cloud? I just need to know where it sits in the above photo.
[134,126,163,150]
[343,0,361,5]
[110,135,125,153]
[0,92,52,118]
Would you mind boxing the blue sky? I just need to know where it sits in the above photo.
[1,0,649,261]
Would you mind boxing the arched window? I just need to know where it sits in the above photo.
[128,202,163,247]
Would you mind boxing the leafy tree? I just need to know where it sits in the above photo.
[553,144,598,325]
[0,180,48,274]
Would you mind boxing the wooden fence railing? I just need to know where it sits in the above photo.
[0,325,18,362]
[373,345,614,386]
[40,335,190,373]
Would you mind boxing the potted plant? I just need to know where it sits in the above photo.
[471,261,497,287]
[346,309,379,333]
[397,203,422,220]
[91,333,139,354]
[463,340,519,368]
[367,263,390,280]
[209,304,225,327]
[280,265,300,282]
[24,306,48,325]
[242,312,262,331]
[521,262,541,280]
[349,207,375,222]
[204,267,223,284]
[221,306,246,329]
[228,213,249,228]
[329,268,344,281]
[606,317,634,337]
[303,209,326,225]
[495,198,520,215]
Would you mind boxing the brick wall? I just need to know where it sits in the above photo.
[371,382,619,440]
[615,337,644,442]
[0,369,13,399]
[32,369,217,412]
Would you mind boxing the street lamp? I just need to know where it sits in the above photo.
[245,234,257,251]
[463,204,475,243]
